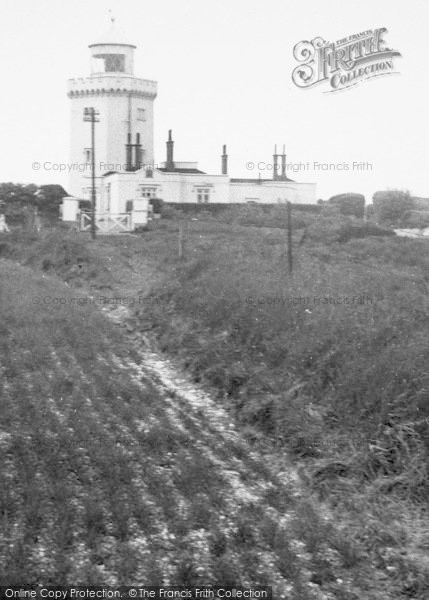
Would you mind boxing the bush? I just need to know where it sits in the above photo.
[306,214,394,243]
[216,205,317,230]
[328,193,365,219]
[400,210,429,229]
[161,205,184,220]
[373,190,414,225]
[149,197,164,214]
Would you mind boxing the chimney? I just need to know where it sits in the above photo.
[221,144,228,175]
[273,144,279,181]
[125,133,132,171]
[281,145,286,180]
[166,129,174,171]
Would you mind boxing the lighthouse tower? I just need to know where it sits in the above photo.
[67,18,157,200]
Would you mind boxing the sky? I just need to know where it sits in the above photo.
[0,0,428,202]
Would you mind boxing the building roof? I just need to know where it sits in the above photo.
[230,177,295,183]
[158,167,207,174]
[89,19,136,48]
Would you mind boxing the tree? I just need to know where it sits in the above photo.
[36,184,68,218]
[0,183,38,225]
[0,182,69,225]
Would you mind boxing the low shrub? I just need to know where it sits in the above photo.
[306,214,394,243]
[216,205,317,230]
[161,205,184,220]
[400,210,429,229]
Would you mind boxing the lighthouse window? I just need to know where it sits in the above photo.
[197,188,210,203]
[103,54,125,72]
[137,108,146,121]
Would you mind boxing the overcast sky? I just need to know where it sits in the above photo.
[0,0,427,201]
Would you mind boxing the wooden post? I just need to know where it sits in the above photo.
[178,221,183,259]
[90,111,96,240]
[287,201,293,274]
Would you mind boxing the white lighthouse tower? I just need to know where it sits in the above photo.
[67,18,157,200]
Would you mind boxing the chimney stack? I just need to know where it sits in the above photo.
[221,144,228,175]
[166,129,174,171]
[281,145,286,180]
[273,144,279,181]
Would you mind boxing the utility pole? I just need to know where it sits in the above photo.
[83,107,99,239]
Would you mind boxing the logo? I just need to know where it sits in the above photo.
[292,28,401,92]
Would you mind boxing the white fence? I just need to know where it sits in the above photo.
[79,212,132,234]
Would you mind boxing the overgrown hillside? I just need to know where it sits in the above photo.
[1,212,428,597]
[136,216,429,598]
[0,259,391,598]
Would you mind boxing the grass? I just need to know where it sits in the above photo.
[1,213,429,597]
[136,220,429,497]
[0,257,370,596]
[132,214,429,597]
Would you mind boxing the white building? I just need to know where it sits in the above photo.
[66,20,316,229]
[67,18,156,200]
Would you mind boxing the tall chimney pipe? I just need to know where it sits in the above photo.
[221,144,228,175]
[125,133,132,172]
[281,145,286,180]
[166,129,174,171]
[273,144,279,181]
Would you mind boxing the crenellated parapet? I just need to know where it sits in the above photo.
[68,75,157,99]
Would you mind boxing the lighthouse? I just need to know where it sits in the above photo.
[67,18,157,200]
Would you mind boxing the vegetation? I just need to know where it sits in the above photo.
[138,220,428,500]
[0,258,372,596]
[372,190,414,225]
[134,215,429,597]
[0,182,67,225]
[1,205,428,597]
[400,210,429,229]
[37,184,68,218]
[149,197,164,214]
[327,193,365,219]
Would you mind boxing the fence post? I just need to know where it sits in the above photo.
[287,201,293,274]
[178,221,184,259]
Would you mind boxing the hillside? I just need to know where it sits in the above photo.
[0,215,428,597]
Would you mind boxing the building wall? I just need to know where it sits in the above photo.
[100,171,231,208]
[99,172,317,212]
[155,173,230,204]
[99,173,153,213]
[68,76,156,198]
[229,182,317,204]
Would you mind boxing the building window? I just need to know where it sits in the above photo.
[196,188,210,203]
[126,200,133,212]
[137,108,146,121]
[140,186,157,198]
